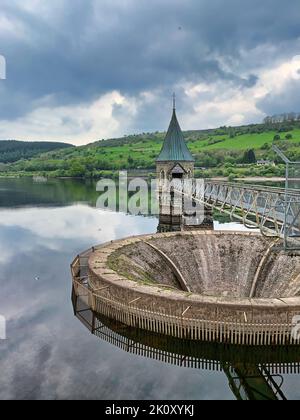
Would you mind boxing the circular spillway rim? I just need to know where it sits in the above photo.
[71,231,300,346]
[88,231,300,308]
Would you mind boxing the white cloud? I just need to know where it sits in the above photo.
[0,55,6,80]
[0,205,156,263]
[0,91,136,145]
[181,80,263,130]
[180,54,300,130]
[0,14,28,39]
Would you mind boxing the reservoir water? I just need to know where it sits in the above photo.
[0,178,299,400]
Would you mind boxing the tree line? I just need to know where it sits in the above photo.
[0,140,73,163]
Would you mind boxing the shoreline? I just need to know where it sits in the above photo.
[0,174,286,183]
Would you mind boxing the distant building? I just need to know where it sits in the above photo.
[257,160,275,167]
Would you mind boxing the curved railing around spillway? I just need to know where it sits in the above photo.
[71,241,300,347]
[73,292,300,376]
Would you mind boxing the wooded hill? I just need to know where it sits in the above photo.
[0,140,73,163]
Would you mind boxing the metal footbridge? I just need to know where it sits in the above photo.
[162,178,300,248]
[200,181,300,240]
[174,146,300,248]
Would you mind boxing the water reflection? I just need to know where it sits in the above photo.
[73,295,300,401]
[0,178,298,400]
[0,178,100,208]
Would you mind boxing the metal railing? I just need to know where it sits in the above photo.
[175,180,300,240]
[71,250,300,347]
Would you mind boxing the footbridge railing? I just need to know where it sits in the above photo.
[187,181,300,241]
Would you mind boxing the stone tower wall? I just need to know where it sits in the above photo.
[156,161,194,182]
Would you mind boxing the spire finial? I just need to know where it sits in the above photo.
[173,93,176,111]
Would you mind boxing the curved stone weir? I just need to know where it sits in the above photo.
[107,232,300,299]
[71,231,300,346]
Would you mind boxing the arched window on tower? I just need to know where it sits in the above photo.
[171,164,185,179]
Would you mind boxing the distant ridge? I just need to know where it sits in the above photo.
[0,140,73,163]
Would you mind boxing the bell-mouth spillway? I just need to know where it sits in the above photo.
[71,231,300,346]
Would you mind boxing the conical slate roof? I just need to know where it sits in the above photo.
[156,109,195,162]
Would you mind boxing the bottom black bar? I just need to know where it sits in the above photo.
[98,401,204,417]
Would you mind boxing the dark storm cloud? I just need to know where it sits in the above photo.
[1,0,300,121]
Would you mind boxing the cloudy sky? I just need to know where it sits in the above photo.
[1,0,300,145]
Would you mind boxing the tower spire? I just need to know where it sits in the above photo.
[156,96,194,163]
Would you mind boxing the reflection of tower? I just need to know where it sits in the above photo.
[157,185,183,232]
[156,96,213,232]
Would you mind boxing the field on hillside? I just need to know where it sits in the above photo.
[1,121,300,178]
[191,129,300,151]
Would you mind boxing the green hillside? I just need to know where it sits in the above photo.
[191,129,300,151]
[1,120,300,179]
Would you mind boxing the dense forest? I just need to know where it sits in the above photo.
[1,114,300,179]
[0,140,73,163]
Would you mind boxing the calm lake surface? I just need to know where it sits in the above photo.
[0,178,299,400]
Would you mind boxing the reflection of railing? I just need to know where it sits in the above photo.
[74,297,300,400]
[71,249,300,347]
[94,320,222,371]
[72,294,300,379]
